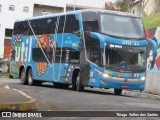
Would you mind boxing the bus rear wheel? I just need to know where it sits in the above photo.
[28,69,35,86]
[0,71,2,78]
[20,69,28,85]
[114,89,122,95]
[76,72,84,92]
[9,74,13,78]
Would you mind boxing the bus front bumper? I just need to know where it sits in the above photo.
[89,77,146,90]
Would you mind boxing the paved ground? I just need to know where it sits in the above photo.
[0,83,36,111]
[1,78,160,120]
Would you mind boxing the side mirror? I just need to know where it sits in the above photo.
[151,36,157,44]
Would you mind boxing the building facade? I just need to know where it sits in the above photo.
[130,0,160,17]
[0,0,105,60]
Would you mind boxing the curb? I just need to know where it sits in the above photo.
[0,98,36,111]
[123,90,160,100]
[0,85,36,111]
[96,88,160,100]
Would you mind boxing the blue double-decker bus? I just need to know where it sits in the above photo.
[10,9,157,95]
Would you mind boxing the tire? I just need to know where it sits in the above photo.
[28,69,35,86]
[35,81,42,86]
[20,69,28,85]
[9,74,13,78]
[76,72,84,92]
[53,82,61,88]
[114,89,122,95]
[0,72,2,78]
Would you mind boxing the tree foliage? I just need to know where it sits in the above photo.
[116,0,135,12]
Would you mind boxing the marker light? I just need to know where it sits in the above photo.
[140,76,146,81]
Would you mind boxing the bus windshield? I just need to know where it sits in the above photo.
[104,44,146,71]
[100,14,145,39]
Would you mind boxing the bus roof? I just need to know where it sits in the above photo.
[15,9,139,22]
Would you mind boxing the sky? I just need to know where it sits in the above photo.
[106,0,117,2]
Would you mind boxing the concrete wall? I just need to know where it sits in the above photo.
[33,4,63,17]
[144,0,157,15]
[130,2,142,17]
[130,0,160,16]
[144,27,160,94]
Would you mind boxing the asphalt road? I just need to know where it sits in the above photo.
[1,78,160,120]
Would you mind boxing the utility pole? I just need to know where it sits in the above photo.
[74,0,76,11]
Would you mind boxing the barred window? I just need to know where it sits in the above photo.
[23,6,29,12]
[9,5,15,11]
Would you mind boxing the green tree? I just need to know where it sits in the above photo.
[116,0,135,12]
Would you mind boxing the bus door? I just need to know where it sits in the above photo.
[10,36,25,78]
[10,47,19,77]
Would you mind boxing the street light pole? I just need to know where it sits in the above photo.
[74,0,76,11]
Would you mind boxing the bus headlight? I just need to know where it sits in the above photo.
[102,73,110,78]
[140,76,145,81]
[95,69,111,78]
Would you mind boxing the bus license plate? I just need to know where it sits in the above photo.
[121,85,129,89]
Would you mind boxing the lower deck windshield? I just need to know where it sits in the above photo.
[104,44,146,71]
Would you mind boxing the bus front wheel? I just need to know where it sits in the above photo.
[20,69,28,85]
[76,72,84,92]
[114,89,122,95]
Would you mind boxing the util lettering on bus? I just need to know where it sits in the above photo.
[15,37,32,62]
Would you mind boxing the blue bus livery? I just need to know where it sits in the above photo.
[10,9,157,95]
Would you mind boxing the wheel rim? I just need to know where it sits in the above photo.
[28,72,32,83]
[76,75,80,86]
[21,71,25,82]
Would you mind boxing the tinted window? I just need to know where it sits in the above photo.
[57,16,65,33]
[32,48,79,63]
[82,12,99,32]
[13,14,80,36]
[65,14,79,34]
[85,33,100,65]
[11,49,15,60]
[29,17,57,35]
[13,21,30,36]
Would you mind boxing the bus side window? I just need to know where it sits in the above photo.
[89,47,99,64]
[82,12,99,32]
[65,14,80,35]
[13,21,29,36]
[85,33,100,65]
[70,49,80,64]
[58,15,65,33]
[28,17,57,35]
[11,49,15,60]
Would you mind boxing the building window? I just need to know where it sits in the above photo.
[5,29,13,38]
[0,4,2,12]
[9,5,15,11]
[42,11,52,16]
[23,6,29,12]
